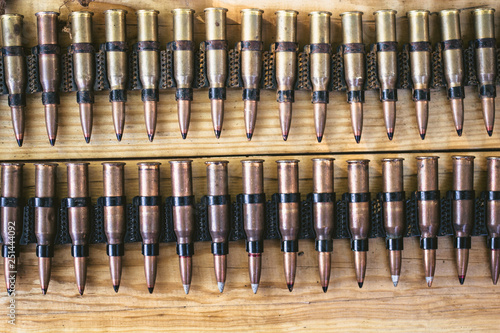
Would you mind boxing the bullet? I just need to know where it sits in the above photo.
[69,11,95,143]
[0,163,24,295]
[381,158,405,287]
[309,12,332,142]
[34,163,58,294]
[451,156,475,285]
[35,12,61,146]
[439,9,465,136]
[486,157,500,285]
[407,10,431,140]
[104,10,128,142]
[66,162,91,295]
[346,160,370,287]
[241,9,264,140]
[138,162,161,293]
[169,160,195,294]
[312,158,335,292]
[416,156,440,287]
[136,10,160,142]
[374,10,398,140]
[172,9,195,139]
[241,159,265,293]
[276,160,300,291]
[341,12,365,143]
[102,162,126,292]
[205,161,230,292]
[472,8,496,136]
[0,14,27,146]
[205,8,228,138]
[275,11,298,141]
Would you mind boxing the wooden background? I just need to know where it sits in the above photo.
[1,0,500,331]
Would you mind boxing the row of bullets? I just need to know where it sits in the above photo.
[2,8,497,146]
[3,155,500,295]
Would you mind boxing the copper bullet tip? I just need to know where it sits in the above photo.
[450,98,464,136]
[79,102,93,141]
[211,99,224,137]
[78,288,84,296]
[313,102,327,141]
[244,100,258,139]
[287,283,294,292]
[177,100,191,139]
[415,100,429,139]
[251,284,259,294]
[279,102,292,140]
[392,275,399,287]
[350,101,363,142]
[426,277,433,287]
[183,284,190,294]
[11,106,25,147]
[358,282,363,288]
[458,276,465,285]
[113,285,119,293]
[144,100,157,141]
[382,100,396,140]
[148,287,154,294]
[39,257,52,294]
[491,250,500,285]
[112,101,126,141]
[481,97,495,136]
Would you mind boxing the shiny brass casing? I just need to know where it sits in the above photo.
[104,10,128,91]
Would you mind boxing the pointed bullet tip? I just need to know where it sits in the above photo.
[214,130,221,139]
[116,133,123,142]
[420,133,426,140]
[426,277,433,287]
[493,278,498,286]
[84,136,90,144]
[251,283,259,294]
[42,288,47,295]
[7,289,12,295]
[16,138,23,147]
[458,276,465,285]
[387,132,394,141]
[392,275,399,287]
[181,132,187,140]
[322,286,328,293]
[456,128,462,137]
[282,135,288,141]
[148,287,154,294]
[316,136,323,143]
[113,285,119,293]
[148,134,154,142]
[287,283,294,292]
[247,132,253,141]
[487,130,493,137]
[183,284,190,294]
[358,282,363,289]
[49,138,56,146]
[354,135,361,144]
[79,290,84,296]
[218,282,225,293]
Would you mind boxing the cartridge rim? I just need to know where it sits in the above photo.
[373,9,397,15]
[276,159,300,164]
[471,8,495,15]
[1,162,25,166]
[135,9,160,15]
[241,8,264,14]
[346,159,369,164]
[309,11,332,17]
[104,9,128,15]
[34,162,59,166]
[311,158,335,161]
[69,11,94,18]
[66,162,90,166]
[205,160,229,165]
[451,155,475,160]
[0,13,24,19]
[275,10,299,16]
[415,156,439,160]
[381,158,404,162]
[241,159,265,163]
[487,156,500,160]
[204,7,228,13]
[137,162,161,166]
[439,9,460,16]
[406,10,430,17]
[35,11,59,17]
[171,8,195,14]
[169,160,193,164]
[340,11,363,17]
[101,162,126,166]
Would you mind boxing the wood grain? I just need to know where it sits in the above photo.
[1,0,500,332]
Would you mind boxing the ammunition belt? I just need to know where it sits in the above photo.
[14,190,491,249]
[5,39,500,97]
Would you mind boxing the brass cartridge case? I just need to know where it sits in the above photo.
[1,14,27,146]
[486,157,500,284]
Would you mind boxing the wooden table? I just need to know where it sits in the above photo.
[1,0,500,331]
